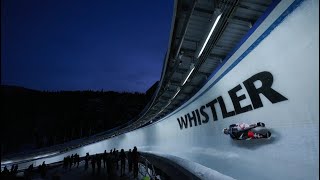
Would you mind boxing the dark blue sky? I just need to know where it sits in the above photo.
[1,0,173,92]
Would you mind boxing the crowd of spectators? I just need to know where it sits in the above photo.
[65,146,141,178]
[63,153,80,169]
[1,146,142,179]
[0,164,18,179]
[1,161,47,180]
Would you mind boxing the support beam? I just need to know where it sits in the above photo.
[175,68,212,77]
[228,16,253,28]
[174,0,197,59]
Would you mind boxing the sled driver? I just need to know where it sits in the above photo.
[222,122,271,140]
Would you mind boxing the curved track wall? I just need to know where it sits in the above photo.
[80,1,319,179]
[4,0,318,179]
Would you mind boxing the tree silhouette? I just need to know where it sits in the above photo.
[1,85,149,155]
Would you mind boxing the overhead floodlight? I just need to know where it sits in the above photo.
[157,109,165,115]
[195,9,222,58]
[155,100,171,116]
[172,87,181,100]
[182,63,195,86]
[163,100,171,109]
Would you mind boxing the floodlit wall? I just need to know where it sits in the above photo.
[4,0,318,179]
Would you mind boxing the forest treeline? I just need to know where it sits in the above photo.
[1,84,157,156]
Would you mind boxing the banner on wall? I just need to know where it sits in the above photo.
[177,71,288,130]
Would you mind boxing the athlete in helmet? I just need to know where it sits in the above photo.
[223,122,271,140]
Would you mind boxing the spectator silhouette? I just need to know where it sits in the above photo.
[120,149,126,176]
[128,149,133,173]
[132,146,140,178]
[13,164,18,176]
[91,155,96,175]
[73,154,76,167]
[2,166,10,178]
[70,154,74,167]
[24,164,33,180]
[67,156,71,170]
[40,161,47,178]
[107,150,113,176]
[103,150,107,168]
[85,153,89,171]
[69,155,73,169]
[115,150,119,170]
[96,154,101,175]
[112,150,117,176]
[63,157,67,170]
[75,153,80,167]
[10,164,15,176]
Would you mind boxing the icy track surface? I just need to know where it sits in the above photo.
[1,0,319,180]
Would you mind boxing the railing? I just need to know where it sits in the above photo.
[138,155,157,179]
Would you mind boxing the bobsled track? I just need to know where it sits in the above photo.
[1,0,319,179]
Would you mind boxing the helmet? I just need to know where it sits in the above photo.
[222,128,229,134]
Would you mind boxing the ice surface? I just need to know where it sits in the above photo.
[143,151,235,180]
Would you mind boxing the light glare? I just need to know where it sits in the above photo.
[197,13,222,58]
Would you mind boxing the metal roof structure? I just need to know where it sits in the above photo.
[115,0,273,134]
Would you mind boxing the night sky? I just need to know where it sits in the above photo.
[1,0,173,93]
